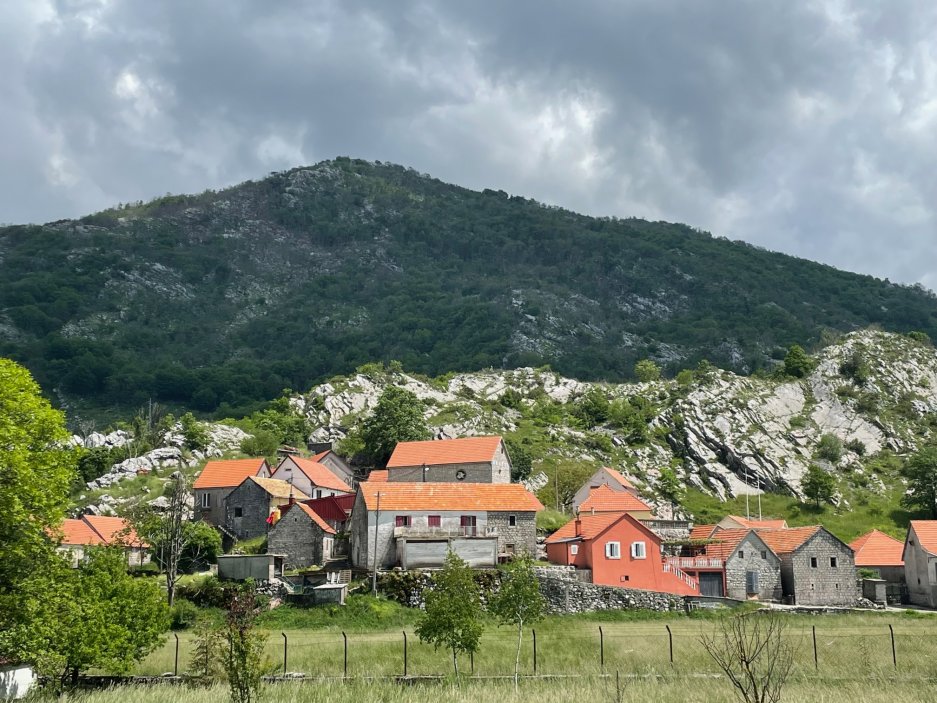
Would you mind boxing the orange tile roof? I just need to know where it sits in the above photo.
[690,524,718,540]
[579,485,652,514]
[82,515,145,547]
[754,526,821,554]
[290,503,337,535]
[310,450,331,462]
[288,456,353,492]
[367,469,389,482]
[193,458,268,489]
[246,476,310,500]
[702,528,755,561]
[386,436,503,468]
[59,518,106,546]
[909,521,937,556]
[726,515,788,529]
[357,482,543,512]
[545,513,623,543]
[601,467,635,489]
[849,529,904,567]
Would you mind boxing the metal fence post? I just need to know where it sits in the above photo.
[599,626,604,672]
[281,632,287,675]
[342,631,348,678]
[173,633,179,676]
[665,625,673,667]
[403,631,408,677]
[888,624,897,669]
[812,626,818,670]
[470,649,474,675]
[532,629,537,674]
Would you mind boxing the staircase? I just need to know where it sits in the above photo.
[663,562,699,593]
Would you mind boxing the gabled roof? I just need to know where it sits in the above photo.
[909,521,937,556]
[310,450,331,462]
[850,529,904,567]
[600,467,635,490]
[303,495,354,523]
[579,485,652,514]
[59,518,106,546]
[702,528,769,561]
[367,469,389,482]
[243,476,310,501]
[283,503,336,535]
[357,482,543,512]
[725,515,788,529]
[386,436,503,468]
[82,515,145,547]
[690,524,718,540]
[193,458,268,489]
[545,512,659,545]
[755,526,821,554]
[285,456,353,493]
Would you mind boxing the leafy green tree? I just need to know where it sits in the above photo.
[901,447,937,518]
[815,434,843,463]
[239,429,279,458]
[505,438,533,482]
[801,464,835,508]
[657,465,685,517]
[0,358,78,666]
[360,386,430,466]
[416,551,483,676]
[782,345,813,378]
[489,554,545,691]
[838,350,871,385]
[575,387,610,427]
[220,582,269,703]
[180,412,210,451]
[634,359,661,382]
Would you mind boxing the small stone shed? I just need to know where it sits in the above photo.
[268,502,337,570]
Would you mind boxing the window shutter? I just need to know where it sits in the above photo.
[746,570,759,594]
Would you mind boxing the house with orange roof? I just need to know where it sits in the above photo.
[850,529,905,585]
[545,512,698,596]
[571,467,640,513]
[718,515,788,530]
[903,521,937,607]
[268,502,338,569]
[350,482,542,569]
[677,527,782,600]
[756,526,857,605]
[385,436,511,483]
[224,476,310,540]
[309,449,355,488]
[270,455,354,500]
[193,457,271,526]
[57,515,149,568]
[578,485,654,519]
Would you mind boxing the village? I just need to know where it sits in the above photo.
[54,434,934,610]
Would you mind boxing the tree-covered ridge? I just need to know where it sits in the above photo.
[1,157,936,418]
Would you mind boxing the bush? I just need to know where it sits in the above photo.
[170,598,200,630]
[816,434,843,462]
[845,438,866,456]
[536,508,569,534]
[839,351,871,385]
[177,575,230,609]
[129,562,160,576]
[783,344,813,378]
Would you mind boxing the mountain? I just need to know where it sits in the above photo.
[2,157,936,418]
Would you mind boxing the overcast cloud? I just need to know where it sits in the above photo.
[2,0,936,288]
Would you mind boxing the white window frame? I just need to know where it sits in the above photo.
[199,492,210,508]
[570,544,579,555]
[605,541,621,559]
[631,541,647,560]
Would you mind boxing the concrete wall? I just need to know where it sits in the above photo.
[786,530,858,605]
[195,487,232,526]
[0,664,35,701]
[217,555,279,581]
[268,508,330,570]
[904,532,937,607]
[224,480,277,540]
[318,454,355,487]
[724,533,783,601]
[398,537,498,568]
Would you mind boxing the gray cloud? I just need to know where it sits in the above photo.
[2,0,936,288]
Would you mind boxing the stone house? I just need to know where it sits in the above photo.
[850,529,905,584]
[351,482,542,570]
[903,521,937,608]
[577,485,654,519]
[269,455,353,500]
[757,526,857,605]
[678,528,782,600]
[571,467,641,513]
[193,458,271,526]
[57,515,149,568]
[545,512,698,596]
[268,502,337,570]
[385,435,511,483]
[224,477,309,541]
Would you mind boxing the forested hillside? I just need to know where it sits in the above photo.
[2,157,935,418]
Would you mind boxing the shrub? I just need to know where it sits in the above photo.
[839,351,871,385]
[634,359,661,383]
[177,575,230,609]
[844,438,866,456]
[783,344,813,378]
[815,434,843,462]
[170,598,200,630]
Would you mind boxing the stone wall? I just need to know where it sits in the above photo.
[725,533,783,601]
[487,511,537,556]
[534,566,683,614]
[224,481,272,540]
[268,509,326,569]
[786,530,858,606]
[388,461,496,483]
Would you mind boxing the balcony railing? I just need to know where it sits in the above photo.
[666,556,725,569]
[393,526,498,539]
[663,562,700,591]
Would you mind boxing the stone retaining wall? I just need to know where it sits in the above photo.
[534,566,683,613]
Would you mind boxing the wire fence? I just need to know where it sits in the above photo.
[141,622,937,681]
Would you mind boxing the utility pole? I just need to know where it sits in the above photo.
[371,491,382,596]
[745,465,750,521]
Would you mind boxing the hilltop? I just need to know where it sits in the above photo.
[2,158,936,419]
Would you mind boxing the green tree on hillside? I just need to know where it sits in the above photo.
[783,345,813,378]
[634,359,662,382]
[801,464,836,508]
[901,447,937,518]
[360,386,430,466]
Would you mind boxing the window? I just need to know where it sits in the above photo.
[570,544,579,555]
[606,541,621,559]
[508,515,517,527]
[199,492,210,508]
[761,551,767,560]
[234,507,243,518]
[630,541,646,559]
[316,489,323,499]
[427,515,441,527]
[620,575,630,582]
[395,515,411,528]
[830,557,838,568]
[460,515,477,536]
[738,550,745,559]
[810,557,818,568]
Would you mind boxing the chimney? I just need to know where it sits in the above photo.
[574,516,582,536]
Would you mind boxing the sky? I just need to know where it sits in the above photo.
[2,0,937,289]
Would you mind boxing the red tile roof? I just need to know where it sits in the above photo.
[82,515,145,547]
[600,467,635,489]
[193,458,268,489]
[59,518,106,546]
[246,476,310,500]
[701,528,754,561]
[287,456,353,493]
[909,521,937,556]
[690,524,718,540]
[367,469,389,482]
[357,482,543,512]
[545,513,622,543]
[850,529,904,567]
[755,526,821,554]
[579,485,652,514]
[310,450,331,462]
[290,503,336,534]
[726,515,788,529]
[386,436,503,468]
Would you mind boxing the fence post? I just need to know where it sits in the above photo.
[281,633,288,675]
[812,626,818,670]
[173,633,179,677]
[403,631,408,677]
[342,631,348,678]
[471,649,475,675]
[599,626,604,672]
[532,629,537,674]
[888,624,897,669]
[665,625,673,667]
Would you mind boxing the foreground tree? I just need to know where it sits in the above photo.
[700,613,795,703]
[416,551,483,676]
[488,554,545,691]
[360,386,430,465]
[902,446,937,518]
[801,464,835,508]
[0,358,78,664]
[220,583,269,703]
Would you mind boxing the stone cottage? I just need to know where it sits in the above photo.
[679,528,783,601]
[268,502,337,570]
[224,476,309,541]
[385,435,511,483]
[903,520,937,608]
[757,526,857,605]
[577,485,654,519]
[57,515,149,568]
[193,458,271,527]
[571,467,641,513]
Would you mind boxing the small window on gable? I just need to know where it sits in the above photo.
[316,489,323,499]
[570,544,579,555]
[830,557,838,568]
[761,550,767,560]
[620,575,630,582]
[811,583,815,590]
[606,541,621,559]
[234,507,243,518]
[738,550,745,559]
[810,557,818,568]
[509,515,517,527]
[910,539,915,546]
[631,541,646,559]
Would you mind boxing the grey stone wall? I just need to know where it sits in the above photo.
[268,510,326,570]
[388,462,495,483]
[224,481,273,540]
[534,568,683,613]
[196,487,231,527]
[725,533,783,601]
[786,531,858,605]
[487,511,537,556]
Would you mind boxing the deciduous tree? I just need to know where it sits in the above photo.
[360,386,429,466]
[801,464,835,508]
[902,447,937,518]
[634,359,661,383]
